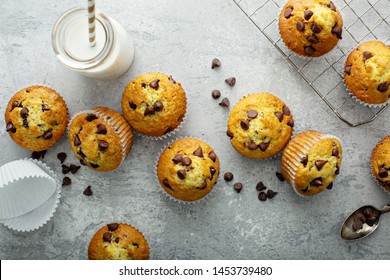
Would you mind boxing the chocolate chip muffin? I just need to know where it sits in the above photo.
[279,0,343,57]
[371,135,390,193]
[121,72,186,137]
[344,40,390,105]
[4,85,69,151]
[88,223,149,260]
[281,130,342,196]
[227,93,294,159]
[68,107,133,172]
[157,138,220,202]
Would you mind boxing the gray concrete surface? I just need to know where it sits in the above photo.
[0,0,390,259]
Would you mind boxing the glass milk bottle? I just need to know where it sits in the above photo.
[52,8,134,80]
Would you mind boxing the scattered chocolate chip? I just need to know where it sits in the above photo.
[224,172,234,181]
[311,21,323,33]
[129,102,137,110]
[177,169,187,180]
[259,142,269,152]
[240,120,249,130]
[247,110,258,119]
[96,124,107,135]
[210,167,216,176]
[141,83,147,88]
[256,181,266,191]
[107,223,119,231]
[267,189,278,199]
[225,77,236,87]
[377,82,389,93]
[304,10,313,20]
[276,172,285,182]
[345,65,352,75]
[43,130,53,140]
[327,1,336,11]
[211,90,221,99]
[62,177,71,186]
[284,7,293,19]
[258,192,267,201]
[226,129,234,138]
[296,21,305,32]
[379,168,388,178]
[234,182,243,193]
[181,157,192,166]
[11,101,19,111]
[208,151,217,162]
[98,140,109,151]
[31,151,41,160]
[248,140,258,150]
[335,166,340,175]
[287,118,294,127]
[103,232,112,242]
[86,113,98,122]
[311,177,323,186]
[83,185,93,196]
[163,179,173,190]
[363,51,373,61]
[332,148,339,157]
[168,75,176,83]
[6,121,16,133]
[274,112,284,122]
[326,182,333,190]
[332,23,342,39]
[74,135,81,146]
[315,160,327,171]
[282,106,291,116]
[219,97,230,107]
[62,164,70,174]
[301,155,308,166]
[70,164,81,174]
[353,217,363,231]
[90,163,99,169]
[22,119,28,128]
[20,107,29,119]
[193,147,203,157]
[304,46,316,56]
[149,79,160,90]
[144,105,155,116]
[57,152,67,163]
[172,154,183,164]
[211,58,221,69]
[42,104,50,111]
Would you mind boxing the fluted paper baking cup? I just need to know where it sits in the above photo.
[0,158,61,232]
[155,135,218,204]
[343,78,389,108]
[0,159,57,219]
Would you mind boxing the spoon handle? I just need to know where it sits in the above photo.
[380,205,390,213]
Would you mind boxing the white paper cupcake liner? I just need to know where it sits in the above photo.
[0,158,61,232]
[68,107,133,167]
[155,135,218,204]
[281,131,342,197]
[229,93,295,160]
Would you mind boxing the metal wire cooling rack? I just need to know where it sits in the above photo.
[234,0,390,127]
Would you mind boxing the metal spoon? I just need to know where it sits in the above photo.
[341,204,390,240]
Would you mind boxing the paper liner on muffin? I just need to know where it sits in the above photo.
[154,135,218,205]
[370,136,390,195]
[228,93,295,160]
[281,131,342,197]
[0,158,61,232]
[68,107,133,167]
